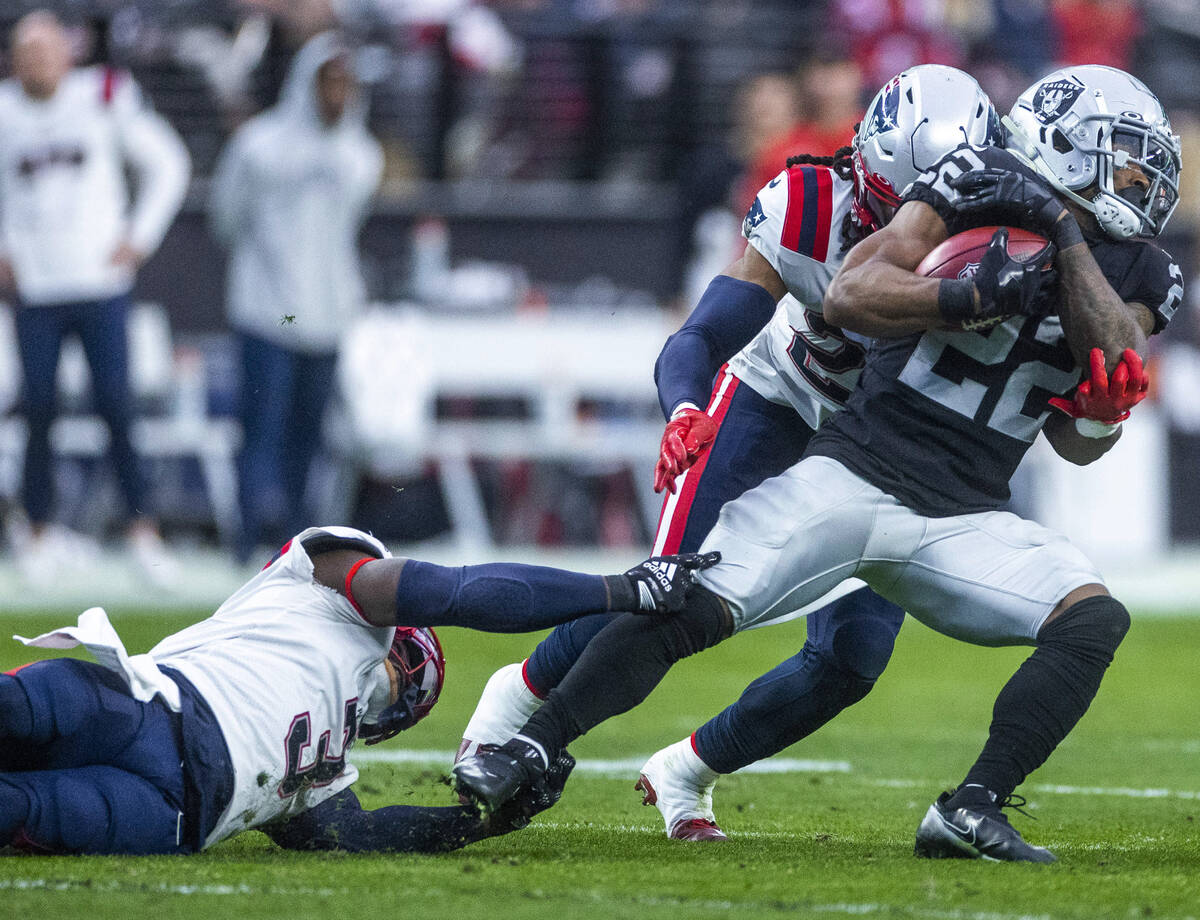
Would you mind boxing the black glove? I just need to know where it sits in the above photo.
[608,551,721,614]
[947,169,1083,249]
[485,750,576,835]
[948,168,1065,231]
[938,227,1057,332]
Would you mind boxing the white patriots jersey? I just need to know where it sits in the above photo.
[728,164,870,430]
[150,526,394,848]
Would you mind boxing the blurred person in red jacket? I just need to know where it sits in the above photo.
[740,51,865,215]
[1052,0,1142,70]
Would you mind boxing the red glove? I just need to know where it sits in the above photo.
[1048,347,1149,424]
[653,408,718,494]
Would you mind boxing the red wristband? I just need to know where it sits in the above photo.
[344,556,374,621]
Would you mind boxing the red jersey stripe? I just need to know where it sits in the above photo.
[779,167,806,253]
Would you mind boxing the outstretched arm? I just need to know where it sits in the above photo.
[311,549,719,628]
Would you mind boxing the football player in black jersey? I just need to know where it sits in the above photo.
[452,65,1182,864]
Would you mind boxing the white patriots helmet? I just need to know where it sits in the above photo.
[1004,65,1181,239]
[852,64,1001,232]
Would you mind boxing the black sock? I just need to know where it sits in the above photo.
[520,586,733,754]
[961,595,1129,799]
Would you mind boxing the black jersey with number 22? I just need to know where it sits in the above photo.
[806,144,1183,518]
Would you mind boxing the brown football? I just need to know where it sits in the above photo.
[916,226,1051,280]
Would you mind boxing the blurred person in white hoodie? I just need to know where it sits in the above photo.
[209,32,383,563]
[0,11,191,585]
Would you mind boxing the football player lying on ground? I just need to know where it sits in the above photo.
[453,64,1182,864]
[0,526,715,854]
[455,65,1002,842]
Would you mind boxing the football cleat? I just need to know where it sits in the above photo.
[452,734,549,814]
[486,750,576,833]
[634,738,727,841]
[668,818,728,842]
[914,789,1057,863]
[456,661,545,763]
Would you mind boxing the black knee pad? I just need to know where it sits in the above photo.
[1038,594,1130,664]
[659,584,734,661]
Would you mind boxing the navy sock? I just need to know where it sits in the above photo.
[695,644,874,774]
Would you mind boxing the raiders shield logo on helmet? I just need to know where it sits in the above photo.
[1032,77,1084,124]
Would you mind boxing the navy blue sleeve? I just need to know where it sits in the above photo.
[264,788,487,853]
[654,274,779,419]
[395,560,614,630]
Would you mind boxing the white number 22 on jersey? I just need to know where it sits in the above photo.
[898,316,1081,442]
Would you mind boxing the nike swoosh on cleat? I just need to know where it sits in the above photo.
[945,817,977,846]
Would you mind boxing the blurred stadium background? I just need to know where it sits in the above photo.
[0,0,1198,610]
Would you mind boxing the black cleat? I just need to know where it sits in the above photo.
[451,735,549,814]
[914,789,1057,864]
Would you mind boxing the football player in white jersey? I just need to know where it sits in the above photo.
[454,66,1000,840]
[0,11,190,581]
[0,527,715,854]
[453,65,1179,864]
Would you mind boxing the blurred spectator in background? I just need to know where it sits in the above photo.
[0,10,190,586]
[830,0,964,90]
[739,51,865,213]
[985,0,1055,82]
[209,32,383,563]
[1051,0,1142,70]
[673,71,799,308]
[679,57,864,309]
[731,72,804,217]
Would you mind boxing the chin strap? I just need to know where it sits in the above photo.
[1091,192,1141,239]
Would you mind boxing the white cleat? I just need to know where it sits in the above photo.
[634,737,727,841]
[455,661,546,763]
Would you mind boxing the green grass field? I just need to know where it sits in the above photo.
[1,607,1197,919]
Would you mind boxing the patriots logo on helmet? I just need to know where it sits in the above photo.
[743,196,768,236]
[1032,77,1084,124]
[863,76,901,139]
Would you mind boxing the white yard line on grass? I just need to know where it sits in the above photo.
[350,748,852,774]
[352,749,1200,800]
[0,877,1064,920]
[0,879,348,897]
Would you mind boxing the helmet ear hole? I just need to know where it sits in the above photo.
[1051,129,1072,154]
